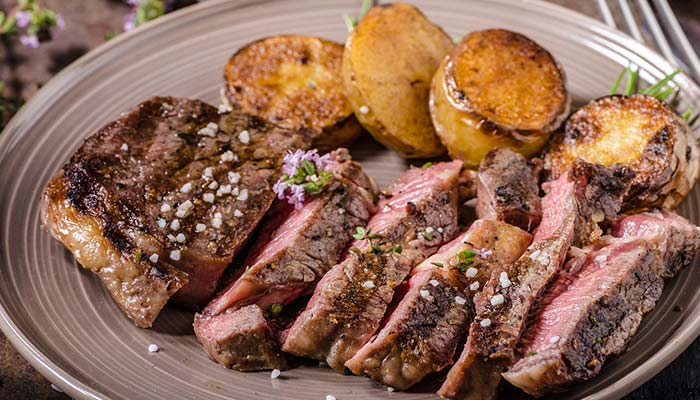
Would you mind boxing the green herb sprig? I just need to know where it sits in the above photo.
[454,249,476,272]
[353,226,383,254]
[281,159,333,195]
[343,0,373,32]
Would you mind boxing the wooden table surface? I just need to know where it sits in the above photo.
[0,0,699,399]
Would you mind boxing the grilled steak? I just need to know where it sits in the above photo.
[612,209,700,277]
[282,161,463,372]
[194,150,377,370]
[194,304,287,371]
[502,237,665,397]
[476,148,542,231]
[345,220,531,390]
[41,96,311,327]
[439,160,632,400]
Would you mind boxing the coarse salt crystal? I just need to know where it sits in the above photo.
[175,209,187,218]
[228,171,241,183]
[437,227,444,233]
[195,223,206,232]
[420,289,430,298]
[202,167,214,179]
[359,105,369,114]
[499,271,512,288]
[157,218,167,228]
[197,125,217,137]
[425,226,434,233]
[214,212,222,219]
[169,250,181,261]
[270,369,281,379]
[387,387,395,392]
[480,318,492,327]
[211,218,223,229]
[238,189,249,201]
[175,233,186,243]
[221,150,236,162]
[238,130,250,144]
[233,209,243,217]
[160,203,171,212]
[217,103,229,114]
[455,296,467,305]
[429,279,439,287]
[465,267,478,278]
[149,254,159,263]
[490,294,505,306]
[338,208,345,215]
[148,343,159,353]
[470,281,480,291]
[549,335,561,344]
[326,396,336,400]
[383,204,392,212]
[203,193,215,203]
[217,184,232,196]
[167,234,177,242]
[170,219,181,231]
[362,280,375,289]
[529,249,541,260]
[120,143,129,151]
[208,181,219,190]
[180,182,192,193]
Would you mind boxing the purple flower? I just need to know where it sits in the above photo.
[476,248,493,259]
[282,149,306,176]
[19,35,39,49]
[123,11,136,31]
[55,14,66,31]
[290,185,306,209]
[15,11,31,28]
[126,0,140,5]
[272,180,289,200]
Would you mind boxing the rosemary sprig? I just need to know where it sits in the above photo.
[343,0,373,32]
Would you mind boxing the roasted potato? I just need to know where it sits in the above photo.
[342,3,453,158]
[543,94,699,209]
[429,29,569,168]
[223,35,361,150]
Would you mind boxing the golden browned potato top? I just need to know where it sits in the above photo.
[224,35,351,130]
[544,94,685,198]
[450,29,567,131]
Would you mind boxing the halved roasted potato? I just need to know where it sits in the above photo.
[342,3,453,158]
[223,35,361,150]
[543,94,699,209]
[430,29,569,168]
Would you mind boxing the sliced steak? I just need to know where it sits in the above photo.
[194,151,377,370]
[503,237,665,397]
[439,160,632,400]
[282,161,463,372]
[41,96,311,326]
[193,304,287,371]
[476,148,542,231]
[345,220,531,390]
[612,209,700,277]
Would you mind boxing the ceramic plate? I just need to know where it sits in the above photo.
[1,0,699,399]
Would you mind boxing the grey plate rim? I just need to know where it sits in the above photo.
[0,0,697,399]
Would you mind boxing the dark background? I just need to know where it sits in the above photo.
[1,0,699,399]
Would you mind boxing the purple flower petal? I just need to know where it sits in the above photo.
[19,35,39,49]
[15,11,31,28]
[55,14,66,31]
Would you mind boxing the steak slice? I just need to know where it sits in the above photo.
[194,151,377,370]
[612,209,700,277]
[203,150,377,316]
[438,160,632,400]
[476,148,542,231]
[42,96,311,326]
[503,237,665,397]
[345,220,531,390]
[193,304,287,371]
[282,161,463,372]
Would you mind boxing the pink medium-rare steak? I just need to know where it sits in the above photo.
[281,161,463,372]
[41,96,311,327]
[345,219,532,390]
[194,150,377,370]
[439,160,633,400]
[476,148,542,231]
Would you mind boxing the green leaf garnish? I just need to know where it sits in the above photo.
[422,161,433,169]
[526,351,538,357]
[431,262,444,268]
[391,245,403,254]
[353,226,367,240]
[269,303,283,318]
[134,249,142,263]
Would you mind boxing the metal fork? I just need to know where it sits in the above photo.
[596,0,700,79]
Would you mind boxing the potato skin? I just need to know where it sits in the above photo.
[224,35,361,150]
[543,94,699,209]
[342,3,453,158]
[429,57,551,169]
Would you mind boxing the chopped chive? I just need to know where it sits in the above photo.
[452,35,463,44]
[358,0,373,19]
[134,249,142,263]
[683,107,694,121]
[343,14,356,32]
[624,66,639,96]
[422,161,433,169]
[654,86,676,101]
[640,69,681,97]
[609,68,626,95]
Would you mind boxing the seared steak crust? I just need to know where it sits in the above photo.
[346,220,532,390]
[476,148,542,231]
[440,160,632,400]
[282,161,463,372]
[193,305,287,371]
[503,238,663,397]
[44,96,311,326]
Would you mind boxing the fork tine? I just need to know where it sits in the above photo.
[596,0,618,28]
[618,0,644,42]
[652,0,700,78]
[638,0,678,65]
